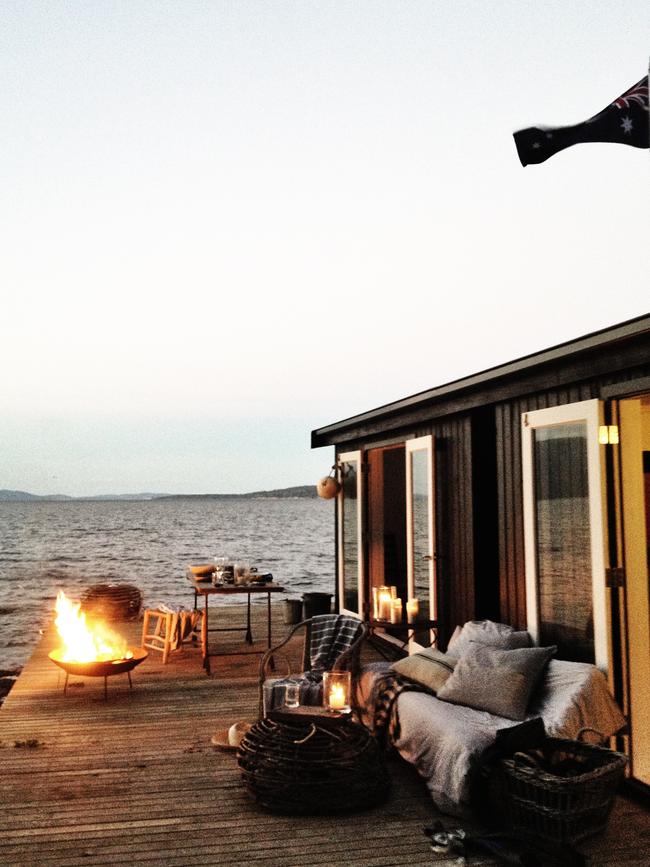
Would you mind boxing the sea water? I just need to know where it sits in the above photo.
[0,498,334,670]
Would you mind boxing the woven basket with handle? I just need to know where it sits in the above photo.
[500,727,627,844]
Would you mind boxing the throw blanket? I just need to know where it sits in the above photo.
[371,671,433,747]
[155,604,202,650]
[309,614,364,673]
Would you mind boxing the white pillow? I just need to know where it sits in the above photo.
[446,620,530,659]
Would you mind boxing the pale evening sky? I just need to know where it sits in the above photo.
[1,1,648,496]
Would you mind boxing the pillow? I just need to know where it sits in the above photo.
[390,649,457,693]
[436,643,556,720]
[446,620,530,658]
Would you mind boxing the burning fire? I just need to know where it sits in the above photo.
[54,591,133,663]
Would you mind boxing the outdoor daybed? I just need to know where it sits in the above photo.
[357,620,626,817]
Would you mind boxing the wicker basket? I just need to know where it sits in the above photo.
[237,715,389,814]
[500,728,627,845]
[81,583,143,622]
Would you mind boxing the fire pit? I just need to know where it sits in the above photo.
[49,590,148,699]
[49,647,147,699]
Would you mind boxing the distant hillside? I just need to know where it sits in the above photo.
[0,490,72,502]
[0,486,318,502]
[157,485,318,500]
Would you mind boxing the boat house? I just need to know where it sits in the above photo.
[312,313,650,795]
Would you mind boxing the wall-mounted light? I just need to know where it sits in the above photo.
[598,425,619,445]
[316,465,341,499]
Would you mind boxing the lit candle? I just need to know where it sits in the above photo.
[390,598,403,624]
[378,591,392,621]
[406,599,419,623]
[329,684,346,710]
[390,585,397,600]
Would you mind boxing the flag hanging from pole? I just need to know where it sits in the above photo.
[513,76,649,166]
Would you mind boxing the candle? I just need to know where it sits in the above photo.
[372,587,379,619]
[329,684,346,710]
[390,598,403,624]
[378,591,392,621]
[406,599,419,623]
[390,585,397,600]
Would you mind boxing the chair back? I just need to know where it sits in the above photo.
[258,614,366,719]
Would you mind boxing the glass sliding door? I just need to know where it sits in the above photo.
[337,451,364,616]
[406,436,435,650]
[522,400,609,670]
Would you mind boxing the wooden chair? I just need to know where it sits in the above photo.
[258,614,367,719]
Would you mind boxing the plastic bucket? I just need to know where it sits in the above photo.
[302,592,333,619]
[283,599,303,625]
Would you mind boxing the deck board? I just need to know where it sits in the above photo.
[0,604,647,866]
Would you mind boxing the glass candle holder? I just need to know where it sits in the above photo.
[374,586,391,620]
[406,599,419,623]
[284,682,300,708]
[377,588,392,621]
[323,670,351,713]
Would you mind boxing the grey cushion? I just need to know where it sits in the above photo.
[390,649,457,693]
[446,620,530,658]
[436,643,556,720]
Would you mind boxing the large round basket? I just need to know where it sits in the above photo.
[81,583,143,622]
[237,716,390,814]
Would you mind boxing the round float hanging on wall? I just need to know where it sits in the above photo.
[316,466,340,499]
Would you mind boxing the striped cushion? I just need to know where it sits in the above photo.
[389,649,457,693]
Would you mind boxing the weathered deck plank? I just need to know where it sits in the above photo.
[0,605,647,866]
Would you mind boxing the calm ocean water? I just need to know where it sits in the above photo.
[0,498,334,670]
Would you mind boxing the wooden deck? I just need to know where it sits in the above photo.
[0,604,648,867]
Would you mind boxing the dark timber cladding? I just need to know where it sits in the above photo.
[312,314,650,631]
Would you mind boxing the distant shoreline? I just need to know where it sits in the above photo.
[0,485,319,503]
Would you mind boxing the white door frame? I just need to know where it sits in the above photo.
[337,450,364,618]
[406,435,436,651]
[521,399,609,671]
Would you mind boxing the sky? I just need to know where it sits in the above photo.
[1,1,649,496]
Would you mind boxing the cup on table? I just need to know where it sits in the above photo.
[212,557,228,586]
[234,560,250,585]
[284,683,300,708]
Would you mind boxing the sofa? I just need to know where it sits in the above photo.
[357,620,626,817]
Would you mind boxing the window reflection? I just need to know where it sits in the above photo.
[341,460,359,613]
[533,423,594,662]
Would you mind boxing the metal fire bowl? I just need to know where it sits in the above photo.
[49,647,148,678]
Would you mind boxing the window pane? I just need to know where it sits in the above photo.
[341,460,359,613]
[533,423,594,662]
[410,447,432,646]
[411,449,430,613]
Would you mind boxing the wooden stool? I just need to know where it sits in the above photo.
[141,608,202,664]
[141,609,177,664]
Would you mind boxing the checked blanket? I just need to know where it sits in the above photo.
[371,671,434,748]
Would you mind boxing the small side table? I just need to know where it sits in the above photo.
[237,713,390,814]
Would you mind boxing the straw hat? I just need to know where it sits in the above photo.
[211,721,252,751]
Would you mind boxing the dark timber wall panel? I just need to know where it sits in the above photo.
[434,415,475,647]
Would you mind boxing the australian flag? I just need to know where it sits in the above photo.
[514,76,649,166]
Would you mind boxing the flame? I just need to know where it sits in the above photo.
[328,684,347,709]
[54,590,132,663]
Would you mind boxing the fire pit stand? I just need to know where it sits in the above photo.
[49,648,148,700]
